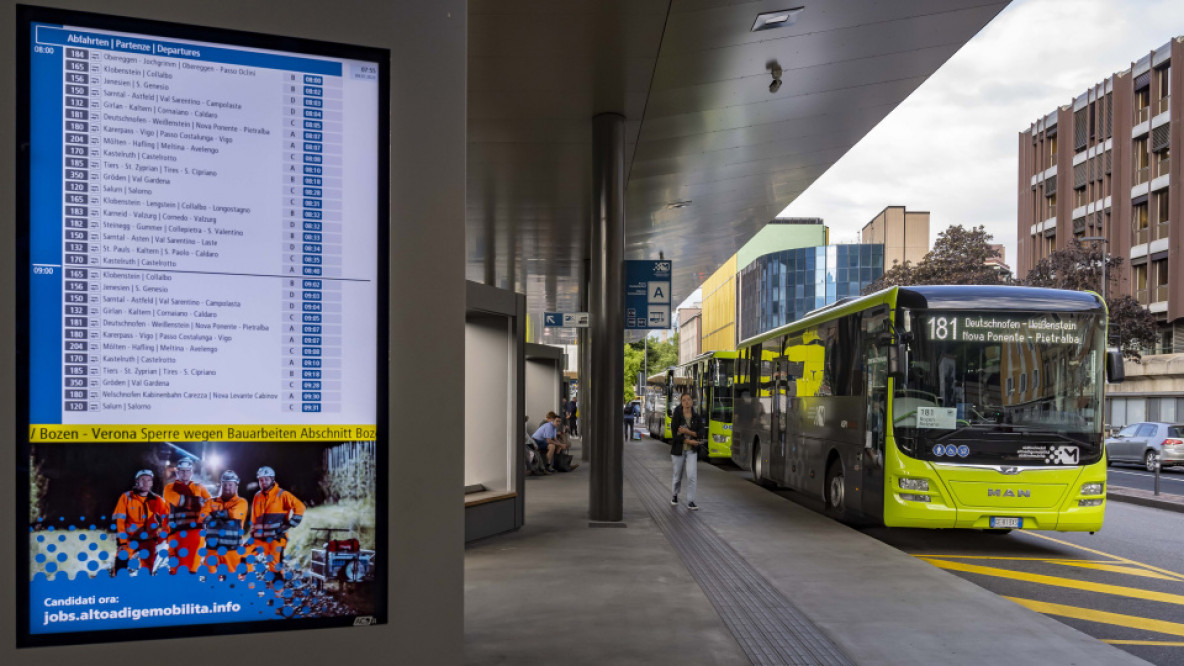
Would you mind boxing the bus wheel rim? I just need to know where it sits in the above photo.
[830,473,843,509]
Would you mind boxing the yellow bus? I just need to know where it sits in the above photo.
[731,285,1123,531]
[674,352,737,460]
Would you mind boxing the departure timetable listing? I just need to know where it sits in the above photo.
[28,23,380,433]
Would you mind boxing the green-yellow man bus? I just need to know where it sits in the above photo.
[731,285,1123,532]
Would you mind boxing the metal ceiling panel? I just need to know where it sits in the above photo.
[467,0,1010,342]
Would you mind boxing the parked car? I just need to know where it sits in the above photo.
[1104,422,1184,471]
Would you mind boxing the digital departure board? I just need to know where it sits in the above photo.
[18,6,388,646]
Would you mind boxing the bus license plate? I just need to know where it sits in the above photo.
[990,517,1021,529]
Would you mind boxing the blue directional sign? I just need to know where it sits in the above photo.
[625,260,672,329]
[544,312,589,328]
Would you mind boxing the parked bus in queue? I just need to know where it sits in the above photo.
[730,285,1123,532]
[674,351,738,460]
[645,368,691,441]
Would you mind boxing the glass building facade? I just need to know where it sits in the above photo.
[738,244,884,341]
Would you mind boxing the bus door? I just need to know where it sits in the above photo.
[770,354,791,484]
[861,309,890,520]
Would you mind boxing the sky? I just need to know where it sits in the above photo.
[779,0,1184,269]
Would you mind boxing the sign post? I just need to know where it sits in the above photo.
[625,260,671,330]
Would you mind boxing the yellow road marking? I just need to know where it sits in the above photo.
[1051,561,1181,581]
[1005,597,1184,638]
[908,555,1117,563]
[1018,531,1184,583]
[1103,640,1184,646]
[920,558,1184,606]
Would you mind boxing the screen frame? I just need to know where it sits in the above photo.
[15,3,391,647]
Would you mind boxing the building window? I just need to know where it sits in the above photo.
[1134,202,1149,244]
[1075,186,1088,208]
[1155,189,1170,228]
[1134,263,1148,304]
[1153,259,1169,303]
[1135,87,1151,124]
[1134,137,1150,184]
[1156,65,1171,115]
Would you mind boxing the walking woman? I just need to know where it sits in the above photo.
[670,391,706,510]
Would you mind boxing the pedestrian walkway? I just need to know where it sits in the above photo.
[464,436,1145,665]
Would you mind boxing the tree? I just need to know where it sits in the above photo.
[864,225,1009,293]
[1022,239,1157,360]
[623,343,645,402]
[624,332,680,403]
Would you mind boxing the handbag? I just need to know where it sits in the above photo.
[554,451,574,472]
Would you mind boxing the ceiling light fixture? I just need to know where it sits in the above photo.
[666,201,692,209]
[751,6,804,32]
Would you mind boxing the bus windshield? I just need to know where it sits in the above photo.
[893,310,1105,465]
[712,358,734,423]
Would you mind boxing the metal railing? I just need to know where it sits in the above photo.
[1134,165,1150,185]
[1155,154,1171,178]
[1154,220,1171,241]
[1137,288,1150,305]
[1154,285,1170,304]
[1155,95,1170,116]
[1134,227,1150,245]
[1133,106,1151,125]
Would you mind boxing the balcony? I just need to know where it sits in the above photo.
[1137,288,1150,305]
[1154,285,1170,304]
[1155,95,1170,116]
[1154,220,1171,242]
[1134,165,1150,186]
[1155,153,1171,178]
[1134,106,1151,125]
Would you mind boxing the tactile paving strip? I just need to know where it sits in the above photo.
[624,447,853,666]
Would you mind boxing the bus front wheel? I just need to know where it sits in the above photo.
[825,459,845,517]
[752,441,774,488]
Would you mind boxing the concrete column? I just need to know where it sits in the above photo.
[579,256,591,462]
[589,113,624,522]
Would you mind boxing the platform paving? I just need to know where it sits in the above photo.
[464,436,1147,665]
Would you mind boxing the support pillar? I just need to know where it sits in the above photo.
[579,256,591,463]
[589,113,625,522]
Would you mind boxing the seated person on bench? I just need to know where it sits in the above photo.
[531,411,565,473]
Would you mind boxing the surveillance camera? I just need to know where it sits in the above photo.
[769,79,782,93]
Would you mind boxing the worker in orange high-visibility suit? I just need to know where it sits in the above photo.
[205,470,249,576]
[163,458,211,574]
[112,469,170,575]
[250,466,306,572]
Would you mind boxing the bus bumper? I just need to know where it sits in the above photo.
[884,457,1108,532]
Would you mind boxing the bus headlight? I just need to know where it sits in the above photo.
[1081,482,1104,496]
[712,434,729,444]
[1078,498,1104,507]
[899,478,929,491]
[900,493,932,503]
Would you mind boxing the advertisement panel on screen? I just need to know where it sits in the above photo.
[16,6,389,646]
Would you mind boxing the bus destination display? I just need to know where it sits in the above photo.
[922,314,1086,346]
[20,9,387,645]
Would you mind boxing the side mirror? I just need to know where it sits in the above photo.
[1106,348,1125,383]
[887,343,906,381]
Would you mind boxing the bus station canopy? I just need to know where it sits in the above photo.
[466,0,1009,339]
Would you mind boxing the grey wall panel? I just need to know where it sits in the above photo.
[525,358,561,429]
[466,315,512,491]
[0,0,466,663]
[464,498,517,543]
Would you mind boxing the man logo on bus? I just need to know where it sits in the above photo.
[1045,446,1079,465]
